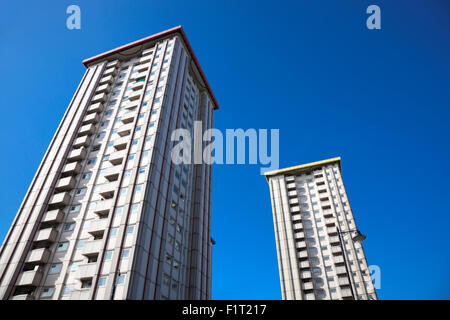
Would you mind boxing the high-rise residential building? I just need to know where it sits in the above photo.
[0,26,218,300]
[265,157,378,300]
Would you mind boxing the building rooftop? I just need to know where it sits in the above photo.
[264,157,342,181]
[82,25,219,110]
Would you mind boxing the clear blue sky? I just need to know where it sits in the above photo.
[0,0,449,300]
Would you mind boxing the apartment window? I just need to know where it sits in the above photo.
[143,151,149,157]
[128,154,135,161]
[119,72,126,79]
[107,141,114,147]
[175,241,180,251]
[64,223,75,232]
[330,288,337,293]
[76,188,86,196]
[81,279,92,289]
[69,204,81,214]
[76,240,86,249]
[98,277,107,287]
[126,226,134,234]
[101,120,109,127]
[131,204,139,212]
[82,172,92,179]
[57,242,69,252]
[116,275,125,285]
[148,122,155,128]
[97,132,105,139]
[70,262,81,271]
[62,286,73,296]
[105,109,113,116]
[104,251,113,260]
[41,287,55,298]
[135,185,143,193]
[103,155,110,161]
[110,228,118,237]
[325,266,333,272]
[49,263,62,274]
[122,249,130,258]
[136,126,142,132]
[88,202,97,209]
[87,158,96,165]
[124,170,132,177]
[120,188,127,196]
[139,167,146,174]
[132,139,138,145]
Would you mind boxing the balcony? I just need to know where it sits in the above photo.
[109,150,126,165]
[128,91,141,101]
[17,270,43,287]
[131,80,144,91]
[295,232,305,240]
[299,261,309,269]
[336,266,347,275]
[97,183,117,199]
[288,198,299,205]
[93,199,113,217]
[329,236,340,245]
[48,192,70,208]
[325,218,336,227]
[304,293,315,300]
[88,219,108,236]
[139,55,152,64]
[338,277,350,286]
[69,288,91,300]
[77,263,97,279]
[121,114,135,124]
[117,123,133,137]
[91,92,107,104]
[78,124,95,137]
[290,206,300,213]
[55,176,76,192]
[82,113,99,125]
[42,209,64,224]
[333,256,345,264]
[67,147,86,163]
[292,222,303,231]
[11,294,35,300]
[340,287,353,298]
[103,166,121,182]
[125,102,139,111]
[103,67,117,77]
[113,136,128,151]
[136,63,150,73]
[298,251,308,259]
[296,241,307,249]
[303,282,314,290]
[285,176,295,182]
[99,75,113,85]
[35,228,58,243]
[331,246,342,255]
[73,135,91,148]
[106,60,119,68]
[287,190,297,198]
[323,211,334,218]
[96,83,110,94]
[82,239,103,256]
[61,162,82,177]
[87,102,103,114]
[300,270,311,279]
[327,227,338,236]
[26,248,51,265]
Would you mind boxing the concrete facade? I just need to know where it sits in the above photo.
[265,158,378,300]
[0,26,217,300]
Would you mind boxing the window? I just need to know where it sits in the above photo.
[105,109,113,116]
[110,228,118,237]
[41,287,55,298]
[62,286,73,296]
[82,172,92,179]
[128,154,135,161]
[122,249,130,258]
[49,263,62,274]
[87,158,96,165]
[139,167,146,174]
[104,251,113,260]
[124,170,132,177]
[148,122,155,128]
[88,202,97,209]
[98,277,107,287]
[76,188,86,196]
[136,126,141,132]
[116,275,125,285]
[132,139,138,145]
[69,204,81,213]
[101,120,109,127]
[135,185,143,193]
[97,132,105,139]
[131,204,139,212]
[126,226,134,234]
[57,242,69,252]
[70,262,81,271]
[76,240,86,249]
[64,223,75,232]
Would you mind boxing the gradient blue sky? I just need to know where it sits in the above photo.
[0,0,449,300]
